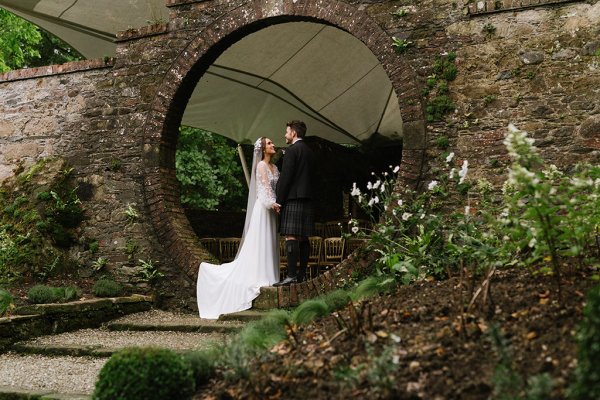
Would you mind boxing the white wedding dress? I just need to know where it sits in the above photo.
[196,160,280,319]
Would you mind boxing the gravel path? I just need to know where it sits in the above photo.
[0,353,105,395]
[22,328,227,351]
[0,310,238,396]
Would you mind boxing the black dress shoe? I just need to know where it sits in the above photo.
[273,276,297,287]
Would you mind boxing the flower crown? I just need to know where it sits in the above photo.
[254,138,262,150]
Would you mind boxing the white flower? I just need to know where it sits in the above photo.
[464,205,470,215]
[445,152,455,163]
[504,124,538,162]
[368,198,375,207]
[428,180,438,190]
[351,226,359,234]
[373,196,380,204]
[397,199,403,207]
[528,238,537,248]
[373,180,381,190]
[393,165,400,173]
[449,168,456,180]
[392,209,398,216]
[383,172,388,177]
[350,183,361,197]
[420,213,426,219]
[402,212,412,221]
[380,183,386,193]
[459,160,469,184]
[367,181,373,190]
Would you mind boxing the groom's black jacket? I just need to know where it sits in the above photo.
[276,139,316,205]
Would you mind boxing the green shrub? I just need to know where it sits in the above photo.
[27,284,79,303]
[61,286,79,301]
[93,347,195,400]
[436,136,450,149]
[27,285,60,303]
[569,285,600,399]
[291,298,330,325]
[92,279,123,297]
[322,289,352,310]
[182,347,220,387]
[426,95,455,121]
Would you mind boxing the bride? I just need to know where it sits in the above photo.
[196,137,280,319]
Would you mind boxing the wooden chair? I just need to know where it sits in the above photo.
[314,222,326,238]
[324,220,343,238]
[322,237,345,271]
[219,237,241,263]
[199,238,220,260]
[279,238,287,279]
[344,238,368,257]
[307,236,323,279]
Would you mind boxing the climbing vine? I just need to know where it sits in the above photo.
[423,52,458,122]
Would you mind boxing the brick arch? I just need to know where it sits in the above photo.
[142,0,426,280]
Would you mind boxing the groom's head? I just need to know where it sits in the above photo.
[285,120,307,144]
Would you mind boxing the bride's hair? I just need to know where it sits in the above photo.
[259,137,274,162]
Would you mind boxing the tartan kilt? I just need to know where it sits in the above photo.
[280,199,315,237]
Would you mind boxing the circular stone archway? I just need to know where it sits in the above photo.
[142,0,426,280]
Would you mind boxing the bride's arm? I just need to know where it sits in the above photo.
[257,161,276,208]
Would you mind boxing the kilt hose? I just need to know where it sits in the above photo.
[280,199,315,237]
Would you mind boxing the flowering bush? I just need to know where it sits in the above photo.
[499,124,600,293]
[347,124,600,290]
[348,158,467,283]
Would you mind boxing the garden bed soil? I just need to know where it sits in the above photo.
[195,267,595,399]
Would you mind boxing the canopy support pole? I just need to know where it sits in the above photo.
[237,144,250,188]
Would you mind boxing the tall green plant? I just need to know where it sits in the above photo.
[500,125,600,296]
[569,285,600,399]
[0,288,14,316]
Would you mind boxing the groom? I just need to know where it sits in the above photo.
[272,120,316,286]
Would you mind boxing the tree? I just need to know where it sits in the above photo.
[176,127,247,211]
[28,29,83,67]
[0,8,41,72]
[0,8,83,73]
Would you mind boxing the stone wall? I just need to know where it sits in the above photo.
[0,0,598,309]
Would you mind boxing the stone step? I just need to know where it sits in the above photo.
[1,296,153,352]
[12,327,227,358]
[0,385,92,400]
[106,309,244,333]
[218,309,270,322]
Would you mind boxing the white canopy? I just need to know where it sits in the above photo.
[0,1,403,146]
